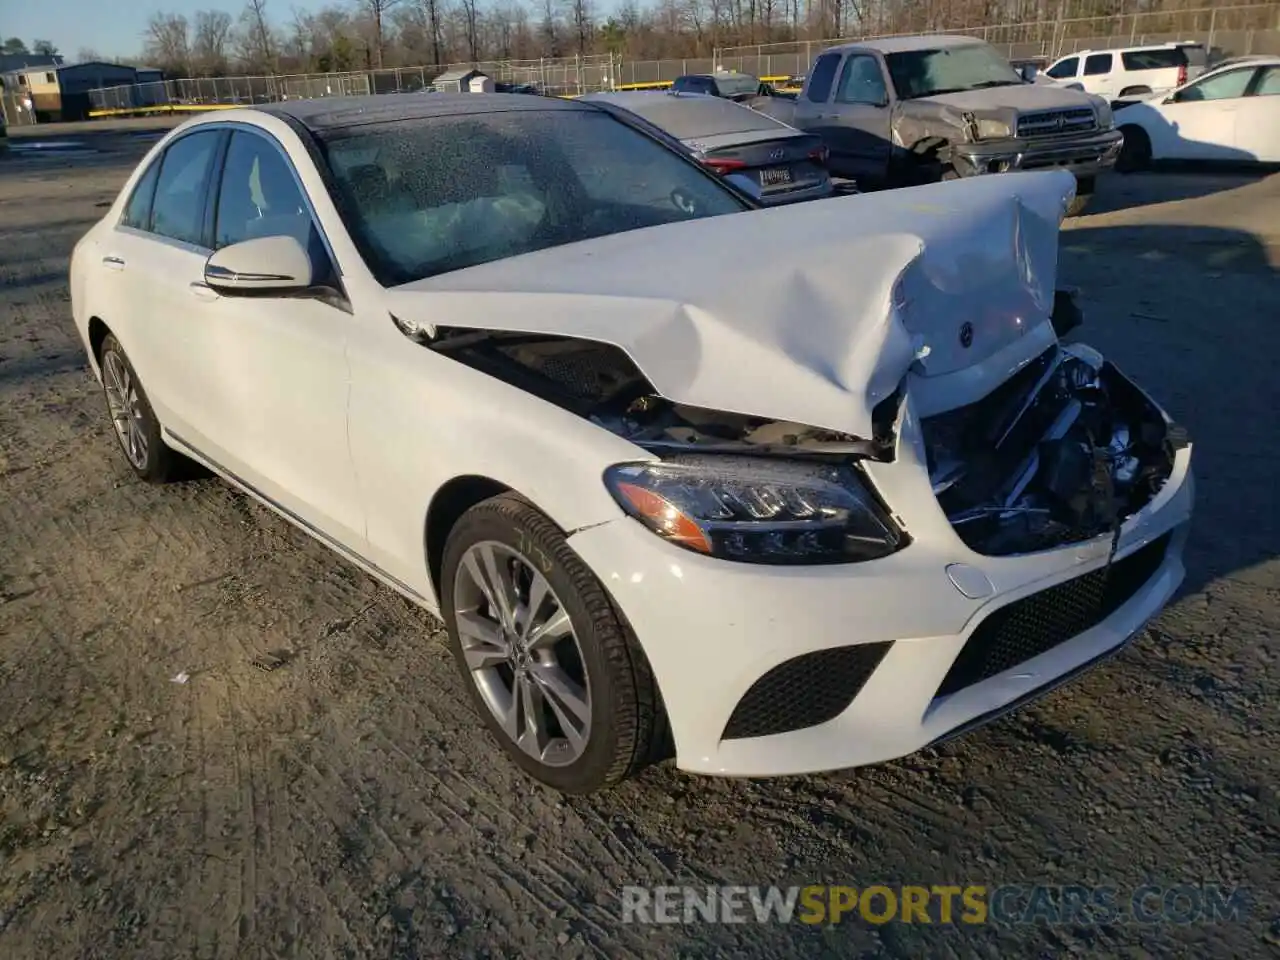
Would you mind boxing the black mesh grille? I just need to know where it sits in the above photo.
[935,533,1171,699]
[722,642,892,741]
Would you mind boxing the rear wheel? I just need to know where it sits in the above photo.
[440,493,666,793]
[1118,85,1152,98]
[98,334,180,483]
[1116,125,1152,173]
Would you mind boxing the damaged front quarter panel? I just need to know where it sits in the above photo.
[425,327,905,462]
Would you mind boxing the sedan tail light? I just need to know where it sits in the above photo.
[701,156,748,175]
[809,145,830,166]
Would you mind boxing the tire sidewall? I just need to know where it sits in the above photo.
[439,499,635,793]
[100,334,167,481]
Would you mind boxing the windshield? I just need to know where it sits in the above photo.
[316,109,749,286]
[886,43,1024,99]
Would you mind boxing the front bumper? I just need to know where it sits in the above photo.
[568,397,1193,778]
[953,128,1124,179]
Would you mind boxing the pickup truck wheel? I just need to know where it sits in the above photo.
[1116,125,1152,173]
[1066,194,1092,217]
[440,493,667,794]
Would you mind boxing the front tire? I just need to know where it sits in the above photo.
[1066,175,1096,217]
[98,334,180,483]
[440,493,665,794]
[1116,125,1152,173]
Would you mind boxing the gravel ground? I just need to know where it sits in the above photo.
[1,125,1277,959]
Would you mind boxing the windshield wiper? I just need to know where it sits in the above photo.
[970,79,1022,89]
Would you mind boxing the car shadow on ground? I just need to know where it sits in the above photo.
[1086,165,1276,215]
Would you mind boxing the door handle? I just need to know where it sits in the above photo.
[189,282,218,301]
[102,256,125,270]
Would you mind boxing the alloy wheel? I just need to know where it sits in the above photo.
[102,349,149,470]
[452,541,592,767]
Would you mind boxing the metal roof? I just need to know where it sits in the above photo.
[826,34,986,56]
[432,68,487,83]
[257,92,589,131]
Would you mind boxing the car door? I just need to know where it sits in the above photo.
[1081,52,1116,97]
[821,53,894,181]
[1153,66,1258,160]
[187,127,366,551]
[1231,65,1280,162]
[96,129,225,438]
[789,52,842,143]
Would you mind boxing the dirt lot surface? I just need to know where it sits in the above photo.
[1,123,1277,959]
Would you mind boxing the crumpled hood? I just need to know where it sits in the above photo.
[388,169,1076,438]
[920,83,1102,114]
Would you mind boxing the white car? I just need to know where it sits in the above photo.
[1114,57,1280,168]
[1044,43,1206,99]
[70,95,1195,794]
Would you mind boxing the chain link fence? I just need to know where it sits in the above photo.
[715,3,1280,79]
[89,55,618,113]
[88,4,1280,114]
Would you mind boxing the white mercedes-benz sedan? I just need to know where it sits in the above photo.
[70,94,1194,794]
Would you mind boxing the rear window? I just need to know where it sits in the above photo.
[714,75,762,98]
[673,76,715,95]
[1121,48,1187,71]
[621,95,788,140]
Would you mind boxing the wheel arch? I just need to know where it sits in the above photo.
[87,316,112,373]
[424,475,515,601]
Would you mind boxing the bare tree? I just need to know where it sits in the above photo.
[354,0,405,67]
[143,13,192,75]
[76,47,104,64]
[32,39,58,56]
[239,0,277,71]
[193,10,234,74]
[418,0,444,65]
[562,0,594,54]
[540,0,560,57]
[457,0,480,61]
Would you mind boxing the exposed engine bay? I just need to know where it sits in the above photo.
[426,323,1183,558]
[919,343,1183,556]
[427,329,896,459]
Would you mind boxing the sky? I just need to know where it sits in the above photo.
[1,0,335,62]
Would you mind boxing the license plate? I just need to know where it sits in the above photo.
[760,166,793,186]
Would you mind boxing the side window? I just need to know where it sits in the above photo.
[150,131,221,246]
[1046,57,1079,80]
[1084,53,1113,76]
[806,54,841,103]
[120,158,161,231]
[834,55,887,105]
[1252,66,1280,96]
[214,131,312,249]
[1176,67,1255,103]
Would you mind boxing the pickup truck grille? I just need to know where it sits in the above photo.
[1016,108,1098,138]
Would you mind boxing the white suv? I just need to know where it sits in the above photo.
[1044,43,1207,99]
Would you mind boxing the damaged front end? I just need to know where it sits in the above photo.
[428,329,899,461]
[919,342,1186,556]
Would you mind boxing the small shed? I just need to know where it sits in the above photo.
[433,68,491,93]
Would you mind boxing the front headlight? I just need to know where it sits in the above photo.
[976,118,1013,140]
[603,455,906,564]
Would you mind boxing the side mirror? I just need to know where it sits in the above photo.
[204,235,315,296]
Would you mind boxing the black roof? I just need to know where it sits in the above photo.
[258,93,590,131]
